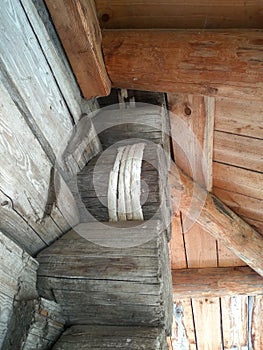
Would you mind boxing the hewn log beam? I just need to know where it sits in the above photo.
[45,0,111,98]
[102,30,263,99]
[172,267,263,299]
[169,163,263,277]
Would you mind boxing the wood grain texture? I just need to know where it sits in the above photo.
[250,295,263,349]
[192,297,222,350]
[221,296,248,350]
[213,162,263,200]
[3,298,65,350]
[0,231,38,347]
[172,267,263,298]
[103,30,263,100]
[21,0,83,123]
[169,162,263,277]
[53,325,169,349]
[95,0,263,29]
[0,82,64,250]
[214,97,263,139]
[214,131,263,173]
[1,0,74,159]
[45,0,111,98]
[37,222,173,332]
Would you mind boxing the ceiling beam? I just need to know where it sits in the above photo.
[169,162,263,277]
[45,0,111,99]
[172,266,263,299]
[102,30,263,100]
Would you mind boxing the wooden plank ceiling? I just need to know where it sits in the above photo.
[44,1,263,349]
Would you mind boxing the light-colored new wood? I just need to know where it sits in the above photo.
[215,97,263,139]
[214,131,263,173]
[45,0,111,98]
[169,162,263,277]
[172,267,263,298]
[103,30,263,100]
[95,0,263,29]
[192,297,222,350]
[213,162,263,200]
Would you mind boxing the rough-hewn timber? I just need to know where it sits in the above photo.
[103,30,263,100]
[53,325,169,349]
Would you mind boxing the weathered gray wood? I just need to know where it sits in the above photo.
[0,231,38,348]
[37,221,173,333]
[0,0,75,160]
[60,115,102,176]
[92,105,170,158]
[0,82,66,251]
[77,142,171,239]
[53,325,169,349]
[3,298,65,350]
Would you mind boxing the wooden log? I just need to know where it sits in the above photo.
[95,0,263,30]
[169,163,263,277]
[52,325,169,350]
[92,105,170,157]
[77,141,171,239]
[45,0,111,98]
[37,221,173,333]
[172,267,263,299]
[0,231,38,348]
[3,298,65,350]
[102,30,263,100]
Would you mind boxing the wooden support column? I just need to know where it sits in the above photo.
[45,0,111,98]
[172,267,263,299]
[169,163,263,277]
[102,30,263,100]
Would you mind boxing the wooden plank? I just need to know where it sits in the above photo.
[52,325,168,349]
[95,0,263,29]
[221,296,248,350]
[213,162,263,200]
[250,295,263,349]
[21,0,83,123]
[217,241,247,267]
[0,82,64,251]
[171,300,197,350]
[45,0,111,98]
[0,0,74,159]
[214,131,263,173]
[103,30,263,100]
[169,215,187,270]
[172,267,263,298]
[214,97,263,139]
[192,297,222,350]
[169,162,263,277]
[169,93,215,191]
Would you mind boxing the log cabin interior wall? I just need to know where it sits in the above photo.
[0,0,263,349]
